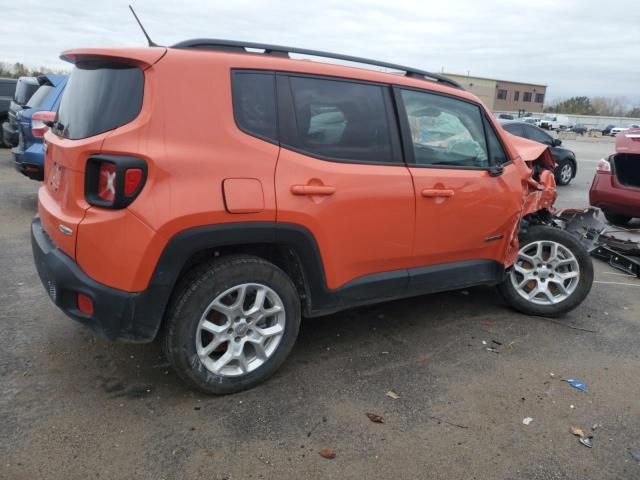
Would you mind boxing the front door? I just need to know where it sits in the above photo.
[394,87,524,271]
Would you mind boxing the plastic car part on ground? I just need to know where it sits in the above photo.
[555,208,640,278]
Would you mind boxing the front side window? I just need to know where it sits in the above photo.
[232,71,277,142]
[286,76,392,163]
[56,62,143,140]
[400,89,489,168]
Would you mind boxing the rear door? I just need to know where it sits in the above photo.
[275,74,415,293]
[394,87,524,272]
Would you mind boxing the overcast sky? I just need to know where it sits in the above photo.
[3,0,639,102]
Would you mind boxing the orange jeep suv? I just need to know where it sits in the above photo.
[32,40,593,393]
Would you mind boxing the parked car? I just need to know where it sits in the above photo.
[500,120,577,185]
[601,124,616,136]
[571,124,588,135]
[32,40,593,394]
[2,76,39,147]
[497,113,514,120]
[12,74,67,180]
[611,125,640,136]
[0,77,18,141]
[590,129,640,225]
[539,114,570,131]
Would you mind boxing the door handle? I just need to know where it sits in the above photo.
[291,185,336,196]
[421,189,454,198]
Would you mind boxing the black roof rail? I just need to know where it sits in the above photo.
[171,38,462,89]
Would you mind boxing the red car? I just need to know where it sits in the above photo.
[590,129,640,225]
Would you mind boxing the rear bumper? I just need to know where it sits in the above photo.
[589,172,640,218]
[31,216,160,342]
[13,142,44,180]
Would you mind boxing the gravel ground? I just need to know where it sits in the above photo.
[1,142,639,480]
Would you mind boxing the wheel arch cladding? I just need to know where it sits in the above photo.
[143,222,329,339]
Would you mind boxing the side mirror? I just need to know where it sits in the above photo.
[552,138,562,147]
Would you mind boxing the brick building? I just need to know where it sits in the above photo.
[444,73,547,113]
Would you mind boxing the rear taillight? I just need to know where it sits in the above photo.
[32,111,56,138]
[85,156,147,208]
[596,158,611,173]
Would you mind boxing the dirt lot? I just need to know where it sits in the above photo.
[1,141,640,480]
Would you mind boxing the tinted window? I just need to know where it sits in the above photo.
[232,72,277,142]
[503,123,524,136]
[484,117,508,165]
[26,85,55,109]
[400,89,489,168]
[56,62,143,140]
[524,125,552,145]
[287,76,392,163]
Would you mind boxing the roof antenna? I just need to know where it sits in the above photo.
[129,5,158,47]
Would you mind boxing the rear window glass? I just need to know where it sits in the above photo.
[55,62,143,140]
[14,79,39,105]
[26,85,55,109]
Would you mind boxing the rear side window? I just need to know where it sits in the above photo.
[26,85,55,109]
[55,62,143,140]
[231,71,277,142]
[286,76,392,163]
[399,89,489,168]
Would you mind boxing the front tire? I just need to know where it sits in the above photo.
[555,161,574,186]
[162,255,301,394]
[498,226,593,317]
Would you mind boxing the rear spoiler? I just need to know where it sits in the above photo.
[60,47,167,69]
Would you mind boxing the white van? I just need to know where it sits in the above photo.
[540,114,570,131]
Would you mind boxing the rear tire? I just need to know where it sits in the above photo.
[498,226,593,317]
[162,255,301,394]
[604,212,631,226]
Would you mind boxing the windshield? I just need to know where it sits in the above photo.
[55,61,143,140]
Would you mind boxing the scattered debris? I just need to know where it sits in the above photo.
[481,321,495,328]
[486,347,500,354]
[563,379,586,393]
[570,405,575,409]
[429,416,469,429]
[386,390,400,400]
[522,417,533,426]
[366,413,384,424]
[491,340,503,346]
[482,340,488,345]
[570,426,586,438]
[579,436,594,448]
[630,450,640,463]
[534,316,599,333]
[549,372,556,378]
[319,448,336,459]
[591,423,600,431]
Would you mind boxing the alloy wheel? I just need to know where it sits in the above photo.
[510,240,580,305]
[195,283,286,377]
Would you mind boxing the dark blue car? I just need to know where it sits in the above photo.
[13,74,67,180]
